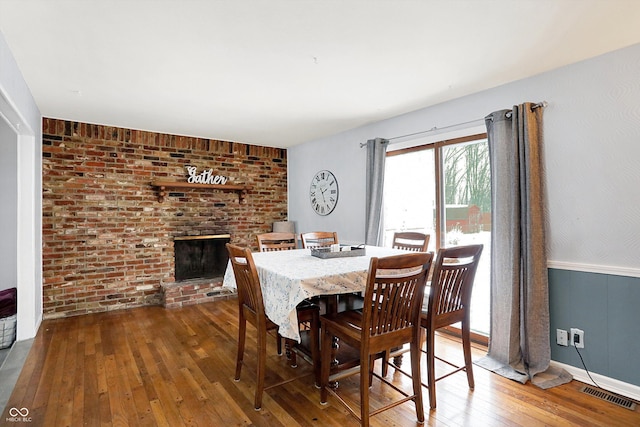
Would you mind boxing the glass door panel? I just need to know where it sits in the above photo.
[382,149,436,252]
[441,139,491,335]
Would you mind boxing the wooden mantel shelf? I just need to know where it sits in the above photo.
[151,180,251,203]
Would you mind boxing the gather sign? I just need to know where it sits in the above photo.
[185,166,229,185]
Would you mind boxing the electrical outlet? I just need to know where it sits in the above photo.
[556,329,568,346]
[570,328,584,348]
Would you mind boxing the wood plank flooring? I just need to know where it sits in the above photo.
[3,298,639,426]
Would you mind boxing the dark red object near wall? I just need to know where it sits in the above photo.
[0,287,17,318]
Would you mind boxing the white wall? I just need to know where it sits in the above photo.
[289,42,640,272]
[0,118,18,291]
[0,30,42,340]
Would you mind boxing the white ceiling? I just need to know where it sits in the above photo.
[1,0,640,148]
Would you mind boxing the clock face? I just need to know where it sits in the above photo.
[309,170,339,216]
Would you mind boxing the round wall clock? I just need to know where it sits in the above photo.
[309,170,339,216]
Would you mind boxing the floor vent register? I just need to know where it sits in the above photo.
[579,385,637,411]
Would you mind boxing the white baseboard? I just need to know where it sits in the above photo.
[551,360,640,402]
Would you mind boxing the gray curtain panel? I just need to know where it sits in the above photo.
[475,103,572,389]
[365,138,388,245]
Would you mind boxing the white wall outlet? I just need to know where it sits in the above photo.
[570,328,584,348]
[556,329,568,346]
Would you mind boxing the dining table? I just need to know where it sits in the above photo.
[222,245,409,342]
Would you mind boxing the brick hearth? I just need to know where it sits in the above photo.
[161,278,235,309]
[42,118,288,318]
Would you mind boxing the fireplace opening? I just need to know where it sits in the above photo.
[174,234,231,282]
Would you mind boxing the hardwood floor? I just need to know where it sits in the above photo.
[3,298,639,426]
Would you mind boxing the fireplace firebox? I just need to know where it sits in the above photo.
[173,234,231,282]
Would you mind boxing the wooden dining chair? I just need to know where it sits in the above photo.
[378,232,431,375]
[421,244,483,409]
[300,231,338,248]
[255,231,318,370]
[386,244,483,409]
[226,243,320,410]
[319,252,433,427]
[256,232,297,252]
[392,231,430,252]
[300,231,357,312]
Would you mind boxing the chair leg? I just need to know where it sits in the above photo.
[410,339,425,422]
[426,329,436,409]
[255,325,267,410]
[368,355,375,387]
[461,321,475,389]
[320,326,332,404]
[381,350,389,377]
[277,334,283,356]
[235,313,246,381]
[360,354,370,427]
[286,338,298,367]
[310,312,320,387]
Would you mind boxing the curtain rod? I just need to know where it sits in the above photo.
[359,101,547,147]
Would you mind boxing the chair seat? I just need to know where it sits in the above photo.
[322,310,416,359]
[320,310,364,344]
[296,299,319,311]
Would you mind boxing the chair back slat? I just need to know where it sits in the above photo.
[363,253,433,339]
[300,231,338,248]
[392,232,430,252]
[226,243,265,316]
[426,245,483,328]
[256,232,296,252]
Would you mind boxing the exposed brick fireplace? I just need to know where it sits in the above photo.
[42,118,288,318]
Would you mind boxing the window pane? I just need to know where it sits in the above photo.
[382,149,436,252]
[442,139,491,335]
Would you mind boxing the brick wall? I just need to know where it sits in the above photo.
[42,118,288,318]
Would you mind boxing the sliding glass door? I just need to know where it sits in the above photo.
[382,134,491,336]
